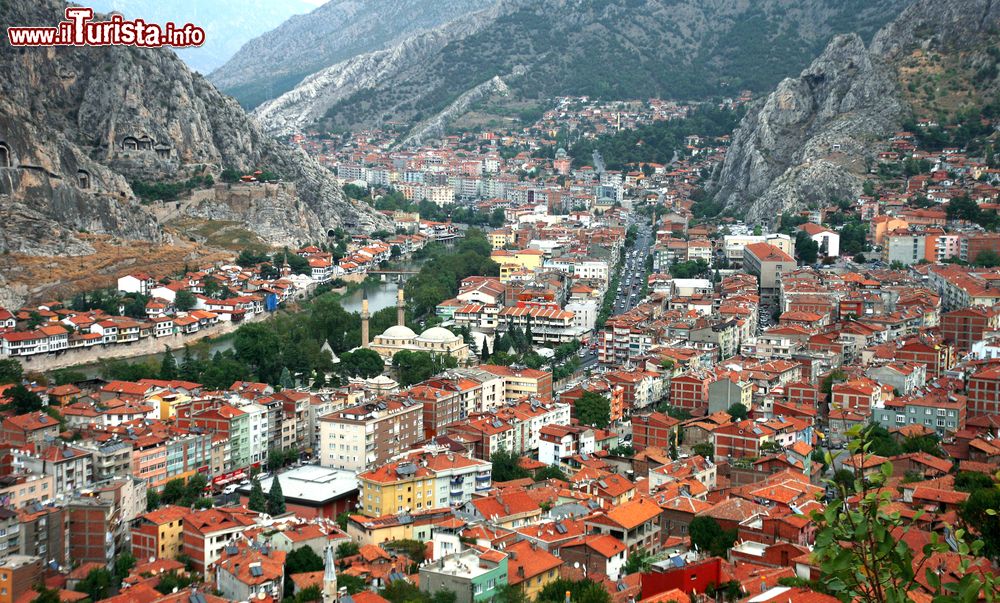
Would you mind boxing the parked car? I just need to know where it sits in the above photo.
[222,484,238,495]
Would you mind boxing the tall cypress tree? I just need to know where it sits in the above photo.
[267,475,285,515]
[180,345,199,382]
[160,347,177,380]
[248,479,266,512]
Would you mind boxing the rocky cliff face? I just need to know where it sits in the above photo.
[0,0,388,258]
[210,0,497,109]
[713,0,1000,223]
[713,34,903,223]
[252,3,507,137]
[255,0,907,137]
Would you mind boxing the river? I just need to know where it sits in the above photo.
[339,281,401,315]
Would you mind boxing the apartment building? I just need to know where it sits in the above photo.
[319,399,424,473]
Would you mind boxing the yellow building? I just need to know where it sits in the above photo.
[505,540,562,599]
[490,249,544,281]
[132,505,187,561]
[357,461,437,517]
[489,228,515,250]
[346,508,451,546]
[148,390,193,420]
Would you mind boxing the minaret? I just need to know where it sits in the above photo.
[361,289,370,349]
[322,544,337,601]
[397,288,405,327]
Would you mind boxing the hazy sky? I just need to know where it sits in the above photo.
[85,0,328,73]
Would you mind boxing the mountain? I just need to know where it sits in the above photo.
[209,0,497,110]
[252,0,908,138]
[712,0,1000,223]
[85,0,323,74]
[0,0,388,261]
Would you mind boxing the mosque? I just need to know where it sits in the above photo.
[362,289,470,363]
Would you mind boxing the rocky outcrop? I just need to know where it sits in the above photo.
[252,4,507,137]
[398,72,520,147]
[0,0,388,258]
[713,34,903,223]
[713,0,1000,223]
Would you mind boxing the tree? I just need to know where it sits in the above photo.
[575,391,611,429]
[160,478,187,505]
[795,231,819,264]
[955,472,995,493]
[339,349,385,379]
[490,449,530,482]
[113,552,136,581]
[0,358,23,384]
[726,402,748,421]
[267,475,285,515]
[285,546,325,596]
[624,548,654,575]
[180,345,200,382]
[688,516,737,557]
[974,249,1000,267]
[537,578,611,603]
[960,487,1000,562]
[248,478,266,512]
[1,384,43,413]
[534,466,568,482]
[813,425,999,601]
[32,585,62,603]
[75,568,113,601]
[160,347,178,380]
[279,366,295,390]
[155,571,195,595]
[185,473,209,502]
[146,488,160,511]
[175,289,197,312]
[692,442,714,459]
[496,584,532,603]
[337,574,368,595]
[337,541,360,559]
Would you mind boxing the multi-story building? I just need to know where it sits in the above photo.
[214,542,286,602]
[182,508,257,573]
[319,399,424,473]
[498,306,582,345]
[538,425,596,465]
[632,412,679,451]
[0,555,42,603]
[940,306,1000,353]
[357,452,491,516]
[0,473,54,510]
[967,364,1000,419]
[16,506,65,565]
[743,243,794,305]
[66,497,118,567]
[420,549,508,603]
[478,365,553,403]
[132,505,188,562]
[17,445,93,496]
[712,420,778,459]
[874,391,966,436]
[585,496,662,554]
[0,510,19,561]
[0,413,60,449]
[670,372,712,416]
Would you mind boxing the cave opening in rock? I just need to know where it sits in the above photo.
[327,229,337,237]
[0,143,10,168]
[77,169,90,189]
